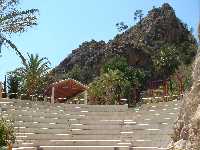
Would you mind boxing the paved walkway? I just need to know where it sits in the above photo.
[0,98,180,150]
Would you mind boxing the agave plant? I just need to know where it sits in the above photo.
[0,0,39,63]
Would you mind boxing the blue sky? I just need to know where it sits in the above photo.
[0,0,199,81]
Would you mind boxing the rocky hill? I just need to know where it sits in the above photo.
[54,3,197,84]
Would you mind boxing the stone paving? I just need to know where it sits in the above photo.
[0,98,181,150]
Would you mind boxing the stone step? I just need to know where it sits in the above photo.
[13,139,170,148]
[9,116,177,126]
[15,134,122,140]
[15,128,136,134]
[6,111,134,118]
[2,111,177,124]
[10,118,132,125]
[13,145,169,150]
[13,146,130,150]
[13,122,173,131]
[16,127,173,135]
[1,101,128,112]
[14,140,130,147]
[5,109,132,115]
[15,133,170,141]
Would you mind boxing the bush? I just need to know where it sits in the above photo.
[102,56,148,88]
[65,65,93,84]
[169,64,193,95]
[88,70,131,104]
[65,65,82,81]
[102,56,128,74]
[0,147,7,150]
[0,119,15,147]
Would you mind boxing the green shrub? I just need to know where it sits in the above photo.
[0,119,15,147]
[88,70,131,104]
[102,56,148,88]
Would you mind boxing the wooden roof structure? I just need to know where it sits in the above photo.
[44,79,88,102]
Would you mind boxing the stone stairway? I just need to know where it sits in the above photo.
[0,98,180,150]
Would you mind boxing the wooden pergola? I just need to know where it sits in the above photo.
[44,79,88,103]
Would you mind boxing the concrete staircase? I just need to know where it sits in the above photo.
[0,98,180,150]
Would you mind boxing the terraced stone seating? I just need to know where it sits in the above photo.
[0,98,180,150]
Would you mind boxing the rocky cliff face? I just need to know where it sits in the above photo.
[169,54,200,150]
[169,25,200,150]
[54,3,196,83]
[55,40,106,78]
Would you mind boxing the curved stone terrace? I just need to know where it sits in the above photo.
[0,98,180,150]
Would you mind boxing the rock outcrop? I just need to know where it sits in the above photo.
[169,56,200,150]
[54,3,197,83]
[170,25,200,150]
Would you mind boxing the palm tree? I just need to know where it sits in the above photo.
[16,53,51,96]
[0,0,38,63]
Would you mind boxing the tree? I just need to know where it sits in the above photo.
[169,64,192,96]
[102,56,128,74]
[134,9,144,24]
[14,53,51,96]
[0,0,39,63]
[101,56,149,105]
[3,75,7,98]
[116,22,128,32]
[152,44,180,78]
[7,73,20,99]
[176,41,197,65]
[65,65,82,81]
[88,70,131,105]
[102,56,147,88]
[65,65,93,84]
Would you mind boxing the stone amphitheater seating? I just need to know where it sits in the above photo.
[0,98,180,150]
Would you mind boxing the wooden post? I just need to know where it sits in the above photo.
[51,87,55,104]
[35,96,38,102]
[163,80,169,101]
[163,80,167,96]
[44,96,47,102]
[8,144,12,150]
[149,81,153,97]
[166,80,169,96]
[84,90,87,105]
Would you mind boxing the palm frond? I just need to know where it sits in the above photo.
[1,35,26,65]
